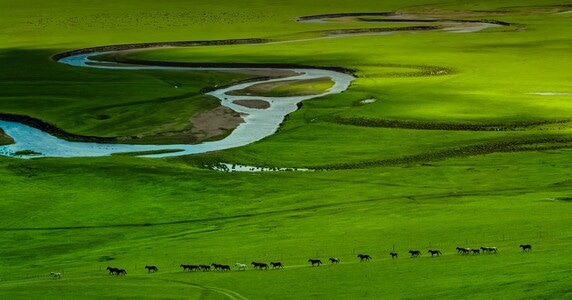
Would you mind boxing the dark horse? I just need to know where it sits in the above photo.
[181,264,199,272]
[145,265,158,273]
[456,247,470,255]
[329,257,340,264]
[428,250,442,257]
[116,269,127,276]
[357,254,372,262]
[409,250,422,257]
[106,267,120,275]
[270,262,284,269]
[520,244,532,251]
[471,249,480,255]
[251,262,268,270]
[308,259,322,266]
[199,265,211,271]
[390,252,398,259]
[211,263,230,271]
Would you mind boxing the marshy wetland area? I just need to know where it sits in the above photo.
[1,0,571,299]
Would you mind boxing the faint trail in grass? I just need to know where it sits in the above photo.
[155,278,248,300]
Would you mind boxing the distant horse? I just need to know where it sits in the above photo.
[50,272,61,279]
[270,262,284,269]
[390,252,398,259]
[456,247,470,255]
[357,254,372,262]
[145,265,158,273]
[308,259,322,266]
[235,263,247,270]
[211,263,224,271]
[220,265,231,271]
[329,257,340,264]
[481,246,498,254]
[409,250,421,257]
[199,265,211,271]
[106,267,120,275]
[428,250,442,257]
[251,262,265,269]
[181,264,198,272]
[471,249,480,255]
[117,269,127,276]
[520,244,532,251]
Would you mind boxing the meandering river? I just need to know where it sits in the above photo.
[0,53,354,158]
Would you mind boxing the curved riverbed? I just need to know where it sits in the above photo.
[0,53,354,158]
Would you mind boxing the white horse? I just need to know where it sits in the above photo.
[50,272,62,279]
[235,263,247,271]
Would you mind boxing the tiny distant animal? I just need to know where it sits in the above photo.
[409,250,422,257]
[270,262,284,269]
[329,257,340,264]
[308,259,322,266]
[390,252,398,259]
[50,272,61,279]
[520,244,532,251]
[428,250,442,257]
[145,265,158,273]
[357,254,372,262]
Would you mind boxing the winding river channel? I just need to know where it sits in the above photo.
[0,54,353,158]
[0,15,505,159]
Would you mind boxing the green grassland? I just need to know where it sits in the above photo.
[1,0,572,299]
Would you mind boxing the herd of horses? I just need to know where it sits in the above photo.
[99,244,532,277]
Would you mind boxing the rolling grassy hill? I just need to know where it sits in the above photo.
[0,0,571,299]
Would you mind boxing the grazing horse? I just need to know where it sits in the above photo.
[520,244,532,251]
[428,250,442,257]
[471,249,480,255]
[409,250,422,257]
[50,272,61,279]
[106,267,120,275]
[235,263,247,271]
[329,257,340,264]
[308,259,322,266]
[145,265,158,273]
[357,254,372,262]
[390,252,398,259]
[456,247,470,255]
[270,262,284,269]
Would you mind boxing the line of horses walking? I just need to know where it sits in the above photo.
[101,244,532,277]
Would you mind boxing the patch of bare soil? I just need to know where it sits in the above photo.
[233,99,270,109]
[190,106,244,141]
[0,129,14,145]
